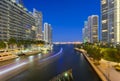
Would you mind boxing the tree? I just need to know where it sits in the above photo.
[102,48,117,62]
[83,44,102,65]
[8,37,17,49]
[8,37,16,45]
[115,49,120,65]
[0,41,6,49]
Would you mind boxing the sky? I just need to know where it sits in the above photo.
[23,0,101,42]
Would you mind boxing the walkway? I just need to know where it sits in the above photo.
[98,59,120,81]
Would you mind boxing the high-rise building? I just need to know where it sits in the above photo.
[82,21,89,43]
[82,28,85,43]
[89,15,99,43]
[44,23,49,43]
[44,23,52,43]
[0,0,35,41]
[82,15,99,43]
[48,24,52,44]
[101,0,120,44]
[88,16,91,42]
[33,9,43,40]
[11,0,24,6]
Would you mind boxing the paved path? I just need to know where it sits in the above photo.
[98,59,120,81]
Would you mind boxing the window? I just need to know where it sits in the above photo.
[102,0,107,4]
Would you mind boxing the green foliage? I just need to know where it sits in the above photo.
[8,37,17,45]
[0,41,6,49]
[80,44,102,62]
[102,48,117,61]
[101,48,120,63]
[76,43,120,64]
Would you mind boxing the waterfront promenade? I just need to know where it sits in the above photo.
[0,45,51,62]
[98,59,120,81]
[75,48,120,81]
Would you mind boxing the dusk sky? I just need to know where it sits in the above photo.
[23,0,100,42]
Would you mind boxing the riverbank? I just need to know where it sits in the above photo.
[0,47,62,81]
[0,45,52,62]
[0,52,18,62]
[74,48,107,81]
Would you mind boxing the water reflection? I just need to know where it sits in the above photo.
[28,56,34,62]
[38,54,42,59]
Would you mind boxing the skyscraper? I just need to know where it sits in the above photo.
[101,0,120,44]
[48,24,52,44]
[82,28,85,43]
[11,0,24,6]
[82,15,99,43]
[44,23,52,43]
[0,0,35,41]
[89,15,99,43]
[82,21,89,43]
[33,9,43,40]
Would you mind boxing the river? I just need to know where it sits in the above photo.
[7,44,101,81]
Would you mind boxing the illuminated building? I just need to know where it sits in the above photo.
[82,15,99,43]
[0,0,35,40]
[101,0,120,43]
[44,23,52,43]
[33,9,43,40]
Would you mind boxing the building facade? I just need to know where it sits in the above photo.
[82,15,99,43]
[101,0,120,44]
[82,28,85,43]
[90,15,99,43]
[33,9,43,40]
[0,0,35,41]
[44,23,52,43]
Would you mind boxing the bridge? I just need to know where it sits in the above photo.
[53,42,81,44]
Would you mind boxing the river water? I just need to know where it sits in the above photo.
[8,44,101,81]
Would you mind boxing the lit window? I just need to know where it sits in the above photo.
[102,30,107,32]
[102,0,107,4]
[102,20,107,23]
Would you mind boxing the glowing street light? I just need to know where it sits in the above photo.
[64,73,68,77]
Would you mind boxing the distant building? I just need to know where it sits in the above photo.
[33,9,43,40]
[101,0,120,44]
[82,15,99,43]
[82,28,85,43]
[48,24,52,44]
[0,0,36,41]
[89,15,99,43]
[44,23,52,43]
[82,21,89,43]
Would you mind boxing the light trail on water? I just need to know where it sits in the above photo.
[39,48,63,62]
[0,48,63,75]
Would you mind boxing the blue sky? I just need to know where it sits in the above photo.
[23,0,100,42]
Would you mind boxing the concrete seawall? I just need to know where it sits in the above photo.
[75,48,107,81]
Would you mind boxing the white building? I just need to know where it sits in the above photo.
[101,0,120,44]
[82,15,99,43]
[44,23,52,43]
[0,0,36,41]
[88,15,99,43]
[33,9,43,40]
